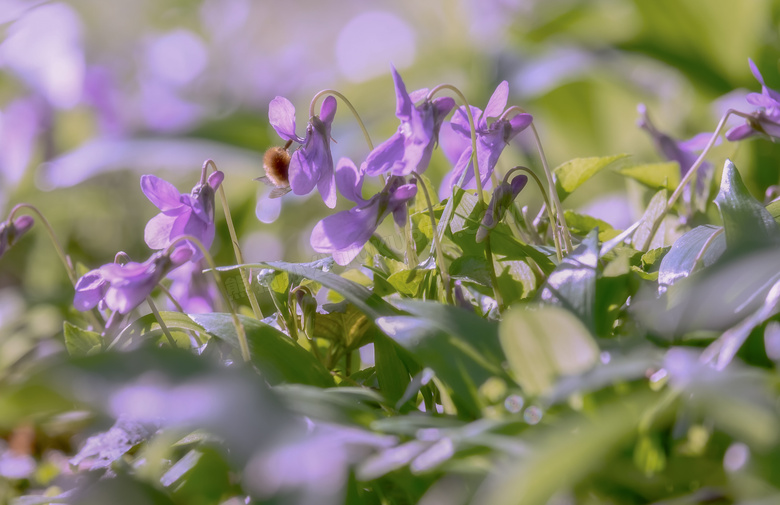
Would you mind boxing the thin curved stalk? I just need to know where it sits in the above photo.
[309,89,374,150]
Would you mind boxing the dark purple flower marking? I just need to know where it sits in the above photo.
[269,95,338,208]
[142,170,223,260]
[637,103,716,177]
[74,247,192,315]
[438,81,532,196]
[364,67,455,177]
[310,158,417,265]
[0,215,34,258]
[727,59,780,141]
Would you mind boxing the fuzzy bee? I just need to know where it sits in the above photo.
[255,140,293,198]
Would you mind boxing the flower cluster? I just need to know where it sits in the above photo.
[262,68,535,265]
[727,59,780,141]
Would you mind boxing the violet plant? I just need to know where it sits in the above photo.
[5,52,780,505]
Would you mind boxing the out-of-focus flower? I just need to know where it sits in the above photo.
[142,170,224,260]
[0,215,34,259]
[726,59,780,141]
[166,259,218,313]
[439,81,532,197]
[269,95,338,208]
[310,158,417,265]
[476,174,528,242]
[637,103,716,177]
[74,248,192,315]
[0,97,43,188]
[364,66,455,177]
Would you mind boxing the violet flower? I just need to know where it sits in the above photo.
[269,95,338,208]
[0,215,34,258]
[637,104,716,177]
[476,174,528,243]
[142,170,223,260]
[438,81,533,196]
[166,259,218,313]
[726,59,780,141]
[310,158,417,265]
[364,67,455,177]
[74,248,192,315]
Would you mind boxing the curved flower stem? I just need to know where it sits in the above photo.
[203,160,263,320]
[427,84,483,201]
[412,172,453,304]
[504,166,563,261]
[146,296,177,348]
[8,203,77,286]
[166,235,251,363]
[309,89,374,150]
[637,110,739,250]
[500,107,572,254]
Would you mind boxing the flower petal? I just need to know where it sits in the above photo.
[391,66,413,121]
[207,170,224,190]
[335,158,364,203]
[484,81,509,121]
[144,213,178,250]
[73,270,107,311]
[746,92,778,108]
[141,174,183,211]
[269,96,303,143]
[319,95,337,124]
[288,149,318,195]
[310,203,381,265]
[678,132,719,152]
[726,123,757,141]
[364,133,406,176]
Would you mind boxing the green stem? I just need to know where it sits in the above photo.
[8,203,77,286]
[427,84,483,202]
[484,234,504,312]
[166,235,251,363]
[412,172,452,304]
[203,160,263,320]
[309,89,374,150]
[146,296,177,348]
[403,215,418,268]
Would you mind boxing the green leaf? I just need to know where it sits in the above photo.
[373,329,413,406]
[219,261,399,320]
[631,189,668,252]
[110,312,206,350]
[189,313,333,387]
[539,229,599,330]
[449,255,491,287]
[554,154,629,201]
[714,159,780,253]
[313,303,371,350]
[658,225,725,288]
[618,161,680,191]
[499,305,599,397]
[496,259,536,303]
[63,321,103,356]
[386,268,428,297]
[563,210,620,241]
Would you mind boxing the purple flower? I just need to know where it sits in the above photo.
[364,67,455,177]
[166,259,218,313]
[269,95,338,208]
[142,170,223,260]
[438,81,533,197]
[637,104,715,177]
[74,248,192,315]
[476,174,528,243]
[0,215,34,258]
[726,59,780,141]
[310,158,417,265]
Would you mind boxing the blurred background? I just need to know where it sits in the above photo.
[2,0,780,352]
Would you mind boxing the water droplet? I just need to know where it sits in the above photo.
[724,442,750,472]
[523,405,543,425]
[504,394,524,413]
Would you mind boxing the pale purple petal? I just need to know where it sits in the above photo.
[746,92,778,108]
[288,150,317,196]
[506,113,533,140]
[726,123,757,141]
[364,133,406,176]
[678,132,717,151]
[269,96,302,143]
[319,95,337,124]
[749,58,764,85]
[408,88,429,102]
[484,81,509,121]
[73,270,108,311]
[141,175,184,211]
[310,204,381,264]
[207,170,224,190]
[438,122,471,166]
[335,158,364,203]
[317,168,337,209]
[392,66,413,121]
[144,213,179,250]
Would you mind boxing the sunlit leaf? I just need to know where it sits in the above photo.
[63,321,103,357]
[554,154,629,201]
[658,225,725,288]
[618,161,680,191]
[632,189,667,252]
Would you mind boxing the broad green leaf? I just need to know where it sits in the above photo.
[218,261,398,319]
[313,303,371,350]
[110,312,206,350]
[499,305,599,397]
[63,321,103,356]
[373,329,413,406]
[618,161,680,191]
[563,210,620,241]
[714,159,780,253]
[449,255,491,287]
[387,268,428,297]
[658,225,725,288]
[496,259,536,303]
[632,189,667,252]
[554,154,628,200]
[189,313,333,387]
[539,229,599,330]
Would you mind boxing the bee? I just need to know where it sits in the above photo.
[255,140,293,198]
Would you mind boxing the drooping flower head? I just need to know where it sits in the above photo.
[476,173,528,243]
[142,170,223,260]
[311,158,417,265]
[726,59,780,141]
[0,215,34,259]
[637,103,716,177]
[439,81,533,197]
[268,95,338,208]
[364,67,455,178]
[74,247,192,315]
